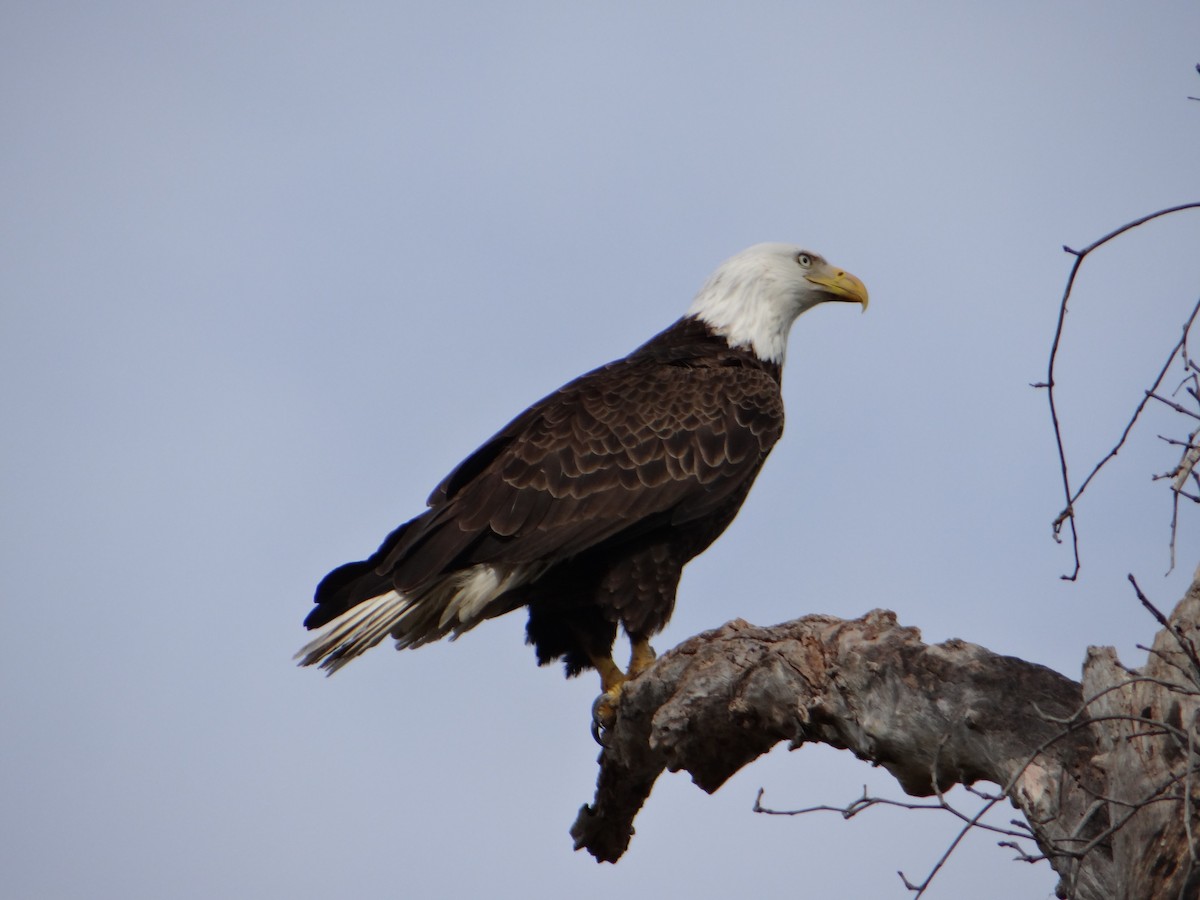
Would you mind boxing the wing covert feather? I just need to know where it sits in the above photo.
[390,358,783,586]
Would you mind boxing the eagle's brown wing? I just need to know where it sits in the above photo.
[375,357,784,590]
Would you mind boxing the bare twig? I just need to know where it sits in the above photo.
[753,786,1032,840]
[1044,204,1200,579]
[1130,574,1200,680]
[896,792,1005,897]
[1149,391,1200,421]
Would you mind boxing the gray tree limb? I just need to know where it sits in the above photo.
[571,567,1200,900]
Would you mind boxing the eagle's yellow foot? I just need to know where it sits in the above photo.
[589,643,659,744]
[590,654,628,745]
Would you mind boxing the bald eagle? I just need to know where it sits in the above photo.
[298,243,867,724]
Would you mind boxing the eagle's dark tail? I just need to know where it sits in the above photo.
[296,522,417,673]
[303,518,419,630]
[303,560,394,630]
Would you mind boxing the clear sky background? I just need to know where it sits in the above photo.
[4,3,1200,898]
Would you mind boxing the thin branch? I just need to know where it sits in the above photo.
[1130,574,1200,680]
[1032,675,1200,728]
[1137,643,1200,688]
[1062,770,1188,861]
[1150,391,1200,421]
[1044,204,1200,580]
[754,786,1033,841]
[998,839,1048,864]
[897,792,1004,897]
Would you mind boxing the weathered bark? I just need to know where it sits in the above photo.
[571,567,1200,900]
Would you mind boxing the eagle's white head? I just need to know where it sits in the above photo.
[687,243,868,364]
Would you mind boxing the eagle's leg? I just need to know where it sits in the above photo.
[593,654,627,695]
[627,637,657,679]
[590,653,627,744]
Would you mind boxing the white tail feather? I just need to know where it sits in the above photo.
[294,591,415,673]
[296,563,539,674]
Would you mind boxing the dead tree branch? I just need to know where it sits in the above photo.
[572,567,1200,900]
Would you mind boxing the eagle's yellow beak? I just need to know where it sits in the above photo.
[806,268,869,311]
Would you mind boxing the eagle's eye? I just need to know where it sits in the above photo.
[796,252,813,268]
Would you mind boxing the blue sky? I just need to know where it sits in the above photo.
[3,3,1200,898]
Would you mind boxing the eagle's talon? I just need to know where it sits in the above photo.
[591,687,623,745]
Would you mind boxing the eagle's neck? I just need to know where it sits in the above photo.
[628,317,783,382]
[685,267,802,365]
